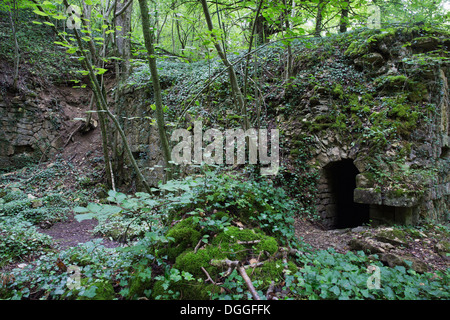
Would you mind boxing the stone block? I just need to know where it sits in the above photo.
[384,190,419,207]
[354,188,382,205]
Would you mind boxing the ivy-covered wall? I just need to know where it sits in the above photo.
[110,25,450,227]
[281,26,449,227]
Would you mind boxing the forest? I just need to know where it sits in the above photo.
[0,0,449,305]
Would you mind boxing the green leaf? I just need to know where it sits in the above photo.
[95,68,108,75]
[66,47,77,54]
[73,206,89,213]
[54,41,69,47]
[74,212,95,222]
[82,285,98,298]
[33,9,48,17]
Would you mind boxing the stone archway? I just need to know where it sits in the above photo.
[317,159,370,229]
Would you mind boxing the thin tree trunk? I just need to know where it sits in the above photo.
[243,0,264,101]
[315,0,325,37]
[138,0,173,180]
[339,0,350,33]
[199,0,249,130]
[8,2,19,92]
[64,0,152,193]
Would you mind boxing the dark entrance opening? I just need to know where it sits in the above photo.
[326,159,370,229]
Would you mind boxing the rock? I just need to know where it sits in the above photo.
[383,190,420,207]
[434,240,450,259]
[39,220,53,229]
[32,199,44,208]
[351,226,368,233]
[354,188,382,205]
[379,253,428,273]
[354,52,384,68]
[348,238,393,254]
[411,36,439,52]
[355,174,372,188]
[375,228,409,247]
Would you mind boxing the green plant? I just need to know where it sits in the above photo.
[0,216,53,267]
[285,248,450,300]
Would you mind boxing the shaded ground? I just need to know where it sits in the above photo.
[294,217,449,272]
[38,214,120,249]
[34,211,449,274]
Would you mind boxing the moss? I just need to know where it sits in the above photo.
[63,278,115,300]
[176,281,217,300]
[127,265,153,299]
[152,279,217,300]
[255,237,279,256]
[165,217,202,260]
[366,28,396,44]
[407,82,428,103]
[173,227,280,278]
[344,40,369,57]
[375,75,410,91]
[377,228,407,243]
[248,259,298,289]
[332,83,344,100]
[213,226,263,244]
[174,248,225,278]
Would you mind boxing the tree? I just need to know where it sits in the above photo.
[5,0,21,92]
[339,0,350,32]
[138,0,173,180]
[315,0,327,37]
[199,0,249,130]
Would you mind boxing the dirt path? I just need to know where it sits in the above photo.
[38,214,121,249]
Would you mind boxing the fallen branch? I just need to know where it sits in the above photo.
[266,281,278,300]
[237,240,261,245]
[194,238,204,253]
[210,259,261,300]
[201,267,216,285]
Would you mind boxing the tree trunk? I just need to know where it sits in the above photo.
[339,0,350,33]
[199,0,249,130]
[63,0,151,193]
[8,2,19,92]
[138,0,173,180]
[115,0,133,79]
[315,0,325,37]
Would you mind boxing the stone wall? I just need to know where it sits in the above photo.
[0,94,64,168]
[301,64,450,228]
[112,86,165,188]
[281,28,450,228]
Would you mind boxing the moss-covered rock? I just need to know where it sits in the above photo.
[165,217,202,260]
[173,227,281,278]
[174,248,223,278]
[152,278,218,300]
[63,278,115,300]
[247,259,298,289]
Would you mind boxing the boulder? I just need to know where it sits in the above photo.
[379,253,428,273]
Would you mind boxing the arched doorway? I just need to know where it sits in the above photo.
[324,159,370,229]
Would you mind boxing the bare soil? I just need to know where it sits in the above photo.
[38,214,120,249]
